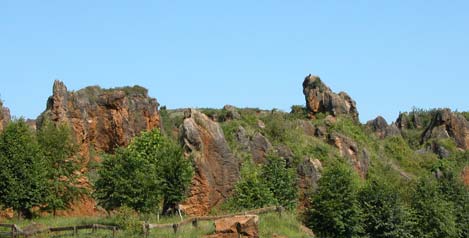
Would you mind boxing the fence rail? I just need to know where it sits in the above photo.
[0,223,117,238]
[143,205,284,236]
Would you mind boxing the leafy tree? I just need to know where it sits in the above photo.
[437,172,469,238]
[37,120,85,216]
[261,154,298,209]
[359,177,414,238]
[305,163,363,238]
[94,129,193,214]
[228,159,276,210]
[0,119,49,218]
[126,129,193,214]
[94,148,161,213]
[411,177,458,238]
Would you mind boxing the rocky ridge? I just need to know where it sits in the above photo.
[38,80,161,161]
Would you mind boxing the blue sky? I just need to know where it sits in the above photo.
[1,1,468,123]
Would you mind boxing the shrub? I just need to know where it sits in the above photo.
[305,163,363,238]
[262,154,298,209]
[94,129,193,215]
[226,159,276,211]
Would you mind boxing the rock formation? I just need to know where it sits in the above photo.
[37,80,161,160]
[328,133,370,178]
[421,109,469,149]
[0,101,11,132]
[180,109,240,215]
[303,74,358,121]
[366,116,400,139]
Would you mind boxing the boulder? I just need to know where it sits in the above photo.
[328,133,369,178]
[180,109,240,215]
[223,105,241,121]
[366,116,400,139]
[0,101,10,132]
[303,74,359,121]
[234,126,273,164]
[396,112,426,130]
[211,215,259,238]
[250,132,272,164]
[298,158,323,193]
[421,109,469,149]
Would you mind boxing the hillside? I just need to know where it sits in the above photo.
[0,74,468,237]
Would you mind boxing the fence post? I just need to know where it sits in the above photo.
[192,218,198,228]
[276,206,284,217]
[112,227,116,238]
[235,222,242,238]
[143,222,149,238]
[73,226,78,236]
[11,225,16,238]
[172,223,179,234]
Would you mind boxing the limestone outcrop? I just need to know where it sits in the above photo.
[180,109,240,215]
[303,74,358,121]
[37,80,161,160]
[421,109,469,149]
[366,116,400,139]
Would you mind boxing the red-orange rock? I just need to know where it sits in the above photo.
[36,80,161,216]
[303,74,359,121]
[462,166,469,186]
[328,133,369,178]
[180,109,240,216]
[38,80,161,161]
[212,215,259,238]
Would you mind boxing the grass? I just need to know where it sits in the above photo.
[0,211,312,238]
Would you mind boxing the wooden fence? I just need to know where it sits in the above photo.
[143,206,284,237]
[0,223,117,238]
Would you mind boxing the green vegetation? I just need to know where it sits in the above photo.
[262,154,298,210]
[359,177,414,238]
[305,163,363,238]
[411,177,458,238]
[37,120,86,216]
[94,129,193,215]
[226,159,276,210]
[0,119,50,219]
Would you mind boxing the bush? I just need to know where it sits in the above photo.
[262,154,298,210]
[359,177,414,238]
[411,177,458,238]
[305,163,363,238]
[226,159,276,211]
[94,129,193,215]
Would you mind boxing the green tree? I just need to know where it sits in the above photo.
[37,120,85,216]
[305,163,363,238]
[437,172,469,238]
[228,159,276,210]
[94,129,193,214]
[359,177,414,238]
[0,119,49,218]
[411,177,458,238]
[261,154,298,209]
[94,148,161,213]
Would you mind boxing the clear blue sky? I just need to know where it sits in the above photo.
[1,1,468,123]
